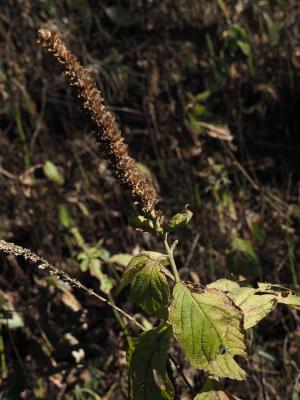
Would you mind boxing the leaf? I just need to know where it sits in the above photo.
[107,253,133,267]
[207,279,240,292]
[258,283,300,310]
[237,41,251,58]
[210,281,300,329]
[128,325,174,400]
[58,204,74,228]
[104,6,135,27]
[226,287,277,330]
[0,291,23,329]
[170,283,247,380]
[119,254,150,293]
[166,208,193,231]
[130,257,170,315]
[89,259,113,294]
[194,378,241,400]
[43,160,64,185]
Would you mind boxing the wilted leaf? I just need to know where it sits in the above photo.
[43,160,64,185]
[170,283,247,380]
[195,378,240,399]
[128,324,174,400]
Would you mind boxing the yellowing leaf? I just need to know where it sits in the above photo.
[128,325,174,400]
[170,283,247,380]
[210,281,300,329]
[226,287,277,330]
[207,279,240,292]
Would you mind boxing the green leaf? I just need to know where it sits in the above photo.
[118,254,150,293]
[170,283,247,380]
[89,259,113,294]
[194,378,240,399]
[58,204,74,228]
[43,160,64,185]
[130,256,170,315]
[166,208,193,231]
[128,325,174,400]
[237,41,251,58]
[104,6,134,27]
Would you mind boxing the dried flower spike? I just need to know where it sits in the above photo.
[38,29,159,215]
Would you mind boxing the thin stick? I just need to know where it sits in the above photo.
[0,239,144,331]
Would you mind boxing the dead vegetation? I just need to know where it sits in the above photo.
[1,1,300,399]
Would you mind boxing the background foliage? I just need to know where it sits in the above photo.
[1,0,300,398]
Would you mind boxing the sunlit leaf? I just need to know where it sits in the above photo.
[226,287,277,329]
[170,283,247,380]
[207,279,240,292]
[128,324,174,400]
[210,281,300,329]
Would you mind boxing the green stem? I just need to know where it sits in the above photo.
[164,233,180,282]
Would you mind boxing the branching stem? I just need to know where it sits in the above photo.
[164,233,180,282]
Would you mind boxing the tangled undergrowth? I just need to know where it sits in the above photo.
[1,1,300,399]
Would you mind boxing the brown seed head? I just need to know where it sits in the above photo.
[38,29,159,215]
